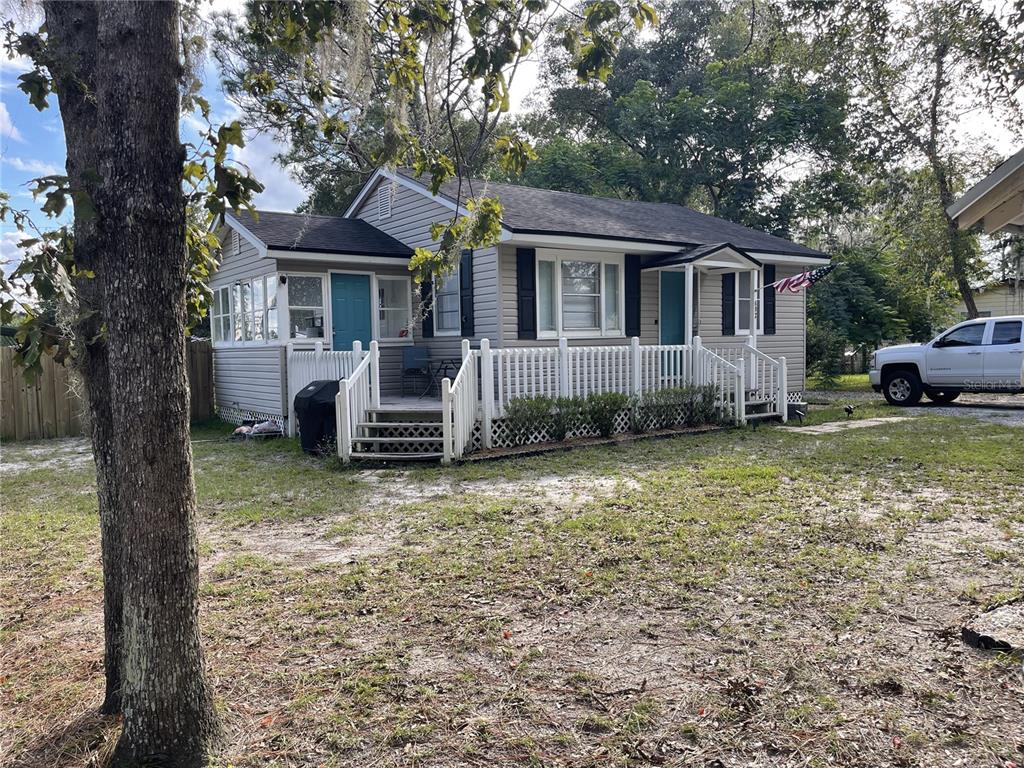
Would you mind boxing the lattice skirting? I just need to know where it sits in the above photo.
[786,391,805,403]
[487,402,724,451]
[216,405,284,427]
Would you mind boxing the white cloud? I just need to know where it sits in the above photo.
[234,130,307,211]
[0,103,24,143]
[3,155,62,176]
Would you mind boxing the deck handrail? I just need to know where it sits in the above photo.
[442,340,478,463]
[694,341,745,425]
[707,337,786,421]
[336,340,379,463]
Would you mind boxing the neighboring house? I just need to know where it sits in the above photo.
[956,278,1024,320]
[947,147,1024,236]
[211,168,829,455]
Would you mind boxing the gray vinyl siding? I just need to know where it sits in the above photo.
[957,284,1024,317]
[213,345,285,417]
[211,230,275,288]
[696,265,806,392]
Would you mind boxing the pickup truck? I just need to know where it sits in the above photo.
[870,316,1024,406]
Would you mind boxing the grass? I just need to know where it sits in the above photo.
[2,406,1022,768]
[807,372,872,391]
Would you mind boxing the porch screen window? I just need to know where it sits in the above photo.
[562,261,600,330]
[434,270,460,334]
[211,286,231,342]
[251,278,265,341]
[736,272,753,335]
[378,277,412,340]
[265,278,279,340]
[287,275,325,339]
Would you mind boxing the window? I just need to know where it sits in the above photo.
[287,275,325,339]
[252,278,265,341]
[536,252,624,336]
[991,320,1022,345]
[211,286,231,342]
[378,276,412,340]
[538,260,556,333]
[434,269,461,335]
[939,323,985,347]
[231,283,244,341]
[736,272,754,335]
[377,185,392,220]
[266,278,279,340]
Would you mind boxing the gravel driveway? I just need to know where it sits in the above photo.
[806,389,1024,427]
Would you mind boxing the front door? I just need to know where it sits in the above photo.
[330,273,372,351]
[660,271,685,345]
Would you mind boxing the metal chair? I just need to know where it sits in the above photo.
[402,346,432,396]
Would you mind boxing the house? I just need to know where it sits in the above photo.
[947,147,1024,236]
[210,169,829,459]
[955,278,1024,319]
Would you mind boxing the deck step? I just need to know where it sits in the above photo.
[350,451,445,462]
[745,412,782,421]
[353,436,443,444]
[357,422,443,430]
[367,409,443,422]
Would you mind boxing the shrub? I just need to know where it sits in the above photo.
[551,396,587,441]
[585,391,630,437]
[503,395,554,445]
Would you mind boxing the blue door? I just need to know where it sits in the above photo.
[330,273,372,350]
[660,271,685,344]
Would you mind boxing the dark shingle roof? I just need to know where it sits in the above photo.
[230,210,413,257]
[398,170,826,258]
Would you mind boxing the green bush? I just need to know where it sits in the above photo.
[503,395,554,445]
[585,391,630,437]
[551,396,587,441]
[631,385,721,430]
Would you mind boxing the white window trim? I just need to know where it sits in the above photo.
[327,269,415,349]
[732,268,762,337]
[283,272,328,346]
[535,249,626,339]
[376,274,414,344]
[213,273,288,348]
[432,265,462,337]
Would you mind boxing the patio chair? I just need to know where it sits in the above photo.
[401,346,432,396]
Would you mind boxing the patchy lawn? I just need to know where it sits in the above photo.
[2,409,1022,768]
[806,372,873,392]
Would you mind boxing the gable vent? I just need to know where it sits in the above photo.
[377,185,393,220]
[231,230,240,252]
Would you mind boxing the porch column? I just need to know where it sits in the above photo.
[684,263,694,345]
[750,268,759,349]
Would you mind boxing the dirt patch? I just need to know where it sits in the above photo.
[788,416,913,434]
[0,437,93,474]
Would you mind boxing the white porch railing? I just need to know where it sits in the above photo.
[708,336,787,421]
[693,340,745,425]
[443,340,479,462]
[286,341,358,437]
[335,341,380,463]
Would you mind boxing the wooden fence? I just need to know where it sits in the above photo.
[1,340,214,441]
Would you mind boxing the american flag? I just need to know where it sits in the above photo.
[769,264,835,293]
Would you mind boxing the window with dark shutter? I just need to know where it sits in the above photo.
[763,265,776,335]
[722,273,736,336]
[460,249,474,337]
[516,248,537,340]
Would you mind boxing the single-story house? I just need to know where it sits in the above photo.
[210,169,829,456]
[955,277,1024,319]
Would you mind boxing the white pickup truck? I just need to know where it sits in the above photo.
[870,316,1024,406]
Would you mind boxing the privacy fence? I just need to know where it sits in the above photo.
[1,340,214,441]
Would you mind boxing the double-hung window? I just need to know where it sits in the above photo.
[736,272,754,335]
[434,269,461,335]
[211,286,231,342]
[536,252,624,337]
[378,276,412,340]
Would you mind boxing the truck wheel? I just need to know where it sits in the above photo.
[925,389,960,404]
[882,370,922,406]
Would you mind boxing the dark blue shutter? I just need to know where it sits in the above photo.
[516,248,537,340]
[763,265,776,335]
[420,279,434,338]
[624,255,641,338]
[459,249,474,337]
[722,273,736,336]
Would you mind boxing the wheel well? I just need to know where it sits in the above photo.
[880,363,921,381]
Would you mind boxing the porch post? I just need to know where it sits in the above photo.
[286,341,297,438]
[337,385,351,463]
[369,340,380,408]
[558,337,570,397]
[750,269,759,349]
[692,335,703,386]
[684,263,694,346]
[480,338,494,449]
[441,378,453,464]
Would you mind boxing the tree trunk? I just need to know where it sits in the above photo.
[88,3,218,764]
[42,0,124,716]
[931,159,980,318]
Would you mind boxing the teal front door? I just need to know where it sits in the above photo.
[660,271,685,344]
[330,273,372,350]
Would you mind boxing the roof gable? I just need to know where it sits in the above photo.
[227,210,413,258]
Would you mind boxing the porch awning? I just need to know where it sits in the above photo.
[641,242,762,270]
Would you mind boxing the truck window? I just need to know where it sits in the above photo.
[939,324,985,347]
[991,321,1022,346]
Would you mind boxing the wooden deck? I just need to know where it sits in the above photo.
[376,395,443,412]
